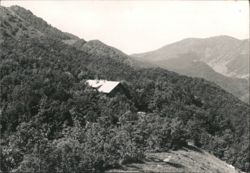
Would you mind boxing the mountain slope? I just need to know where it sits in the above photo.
[73,39,155,68]
[0,5,80,41]
[157,54,249,103]
[1,35,249,172]
[132,36,249,79]
[132,37,249,103]
[0,5,151,69]
[108,146,244,173]
[0,5,249,172]
[9,5,79,40]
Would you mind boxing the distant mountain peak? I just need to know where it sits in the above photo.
[132,35,249,103]
[207,35,239,40]
[133,35,249,79]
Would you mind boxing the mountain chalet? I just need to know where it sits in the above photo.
[85,80,128,97]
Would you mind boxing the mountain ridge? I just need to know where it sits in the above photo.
[132,35,249,79]
[0,5,153,69]
[132,35,249,103]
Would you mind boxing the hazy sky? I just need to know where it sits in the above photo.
[2,0,249,54]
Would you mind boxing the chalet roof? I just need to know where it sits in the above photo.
[86,80,120,94]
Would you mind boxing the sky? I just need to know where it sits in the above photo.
[2,0,249,54]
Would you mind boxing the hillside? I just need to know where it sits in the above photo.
[0,5,79,41]
[107,146,244,173]
[132,36,249,103]
[71,39,154,68]
[157,54,249,103]
[0,5,151,69]
[0,5,249,173]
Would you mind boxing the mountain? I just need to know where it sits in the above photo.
[0,5,152,69]
[157,53,249,103]
[0,5,88,52]
[0,5,80,41]
[0,5,249,173]
[132,36,249,103]
[69,39,154,68]
[132,36,249,79]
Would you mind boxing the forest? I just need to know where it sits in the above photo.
[0,35,249,172]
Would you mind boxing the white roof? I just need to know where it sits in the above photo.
[86,80,120,93]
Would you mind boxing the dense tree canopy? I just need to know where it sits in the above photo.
[0,36,249,172]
